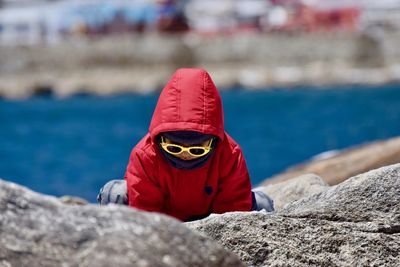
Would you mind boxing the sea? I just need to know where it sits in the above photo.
[1,84,400,202]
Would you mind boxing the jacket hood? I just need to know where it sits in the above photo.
[149,68,224,141]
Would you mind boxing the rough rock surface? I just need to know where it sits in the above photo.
[0,180,243,267]
[262,136,400,186]
[256,173,329,210]
[187,164,400,267]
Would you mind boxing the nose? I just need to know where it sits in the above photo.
[179,151,193,160]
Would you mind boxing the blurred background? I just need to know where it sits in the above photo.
[0,0,400,202]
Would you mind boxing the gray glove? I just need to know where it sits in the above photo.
[97,179,128,205]
[252,190,274,212]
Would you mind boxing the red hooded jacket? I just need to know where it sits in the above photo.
[124,68,252,221]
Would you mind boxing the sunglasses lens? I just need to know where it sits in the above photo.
[189,148,206,156]
[166,145,182,154]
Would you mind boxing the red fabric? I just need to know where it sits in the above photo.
[124,68,252,221]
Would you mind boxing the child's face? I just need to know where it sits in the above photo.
[163,137,211,161]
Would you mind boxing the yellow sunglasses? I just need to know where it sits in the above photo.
[160,136,213,158]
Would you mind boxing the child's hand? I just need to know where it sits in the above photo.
[97,179,128,205]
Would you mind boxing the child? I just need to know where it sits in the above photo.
[97,68,273,221]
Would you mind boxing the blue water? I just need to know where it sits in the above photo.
[1,84,400,201]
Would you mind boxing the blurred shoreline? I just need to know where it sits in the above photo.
[1,32,400,99]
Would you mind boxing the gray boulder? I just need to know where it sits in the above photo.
[280,164,400,225]
[0,179,244,267]
[187,164,400,266]
[255,173,329,210]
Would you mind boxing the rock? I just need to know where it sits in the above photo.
[0,179,244,267]
[255,173,329,210]
[262,136,400,186]
[187,164,400,266]
[280,163,400,225]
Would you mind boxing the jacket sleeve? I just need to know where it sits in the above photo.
[124,148,164,213]
[212,145,253,213]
